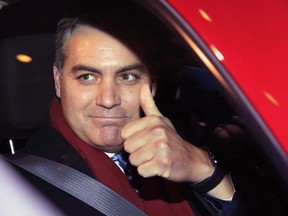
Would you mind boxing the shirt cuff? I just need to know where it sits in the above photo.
[202,191,237,216]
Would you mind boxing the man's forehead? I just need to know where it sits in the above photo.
[62,23,156,78]
[66,27,136,54]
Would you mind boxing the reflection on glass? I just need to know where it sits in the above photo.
[9,139,15,154]
[210,45,224,61]
[16,54,32,63]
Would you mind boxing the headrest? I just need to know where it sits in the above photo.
[0,34,55,139]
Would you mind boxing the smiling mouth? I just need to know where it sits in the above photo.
[90,116,127,119]
[90,116,128,125]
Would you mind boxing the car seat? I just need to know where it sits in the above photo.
[0,34,55,153]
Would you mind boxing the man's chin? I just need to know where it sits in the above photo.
[88,141,124,153]
[88,132,125,152]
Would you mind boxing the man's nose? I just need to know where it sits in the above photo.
[96,80,120,108]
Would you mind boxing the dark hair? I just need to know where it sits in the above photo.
[54,9,162,80]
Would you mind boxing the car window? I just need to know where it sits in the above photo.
[146,2,288,215]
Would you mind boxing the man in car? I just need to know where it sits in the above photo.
[22,12,243,216]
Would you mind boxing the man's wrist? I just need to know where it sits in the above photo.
[190,151,227,193]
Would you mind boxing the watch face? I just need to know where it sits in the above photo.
[208,151,218,167]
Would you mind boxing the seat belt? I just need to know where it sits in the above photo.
[1,154,146,216]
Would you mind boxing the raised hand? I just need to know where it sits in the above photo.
[121,84,214,183]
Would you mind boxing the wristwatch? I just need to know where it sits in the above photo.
[190,151,227,193]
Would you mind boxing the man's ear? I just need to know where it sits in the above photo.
[53,65,61,98]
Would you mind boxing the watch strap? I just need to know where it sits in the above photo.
[190,152,227,193]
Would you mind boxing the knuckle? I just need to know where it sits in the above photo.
[151,126,167,137]
[159,156,170,167]
[154,140,168,151]
[155,153,171,170]
[162,170,171,179]
[147,114,161,124]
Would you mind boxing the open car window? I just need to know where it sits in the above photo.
[147,2,288,215]
[0,0,287,215]
[146,2,288,215]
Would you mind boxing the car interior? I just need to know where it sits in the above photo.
[0,0,287,215]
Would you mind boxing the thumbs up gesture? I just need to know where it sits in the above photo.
[121,84,214,183]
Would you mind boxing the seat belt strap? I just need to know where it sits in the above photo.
[1,154,146,216]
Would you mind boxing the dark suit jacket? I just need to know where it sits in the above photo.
[16,122,247,216]
[17,122,105,215]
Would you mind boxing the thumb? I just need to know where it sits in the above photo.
[140,84,162,116]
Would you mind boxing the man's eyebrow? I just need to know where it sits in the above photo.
[117,63,146,73]
[72,64,100,73]
[71,63,146,74]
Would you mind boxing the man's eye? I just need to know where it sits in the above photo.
[78,74,95,81]
[119,73,138,81]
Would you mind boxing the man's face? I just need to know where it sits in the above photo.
[54,27,155,152]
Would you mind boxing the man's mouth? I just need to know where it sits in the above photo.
[90,116,128,126]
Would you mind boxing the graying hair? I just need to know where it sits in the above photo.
[54,18,85,70]
[54,13,162,79]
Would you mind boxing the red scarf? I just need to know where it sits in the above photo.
[50,97,195,216]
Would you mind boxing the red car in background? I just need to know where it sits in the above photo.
[0,0,287,215]
[160,0,288,164]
